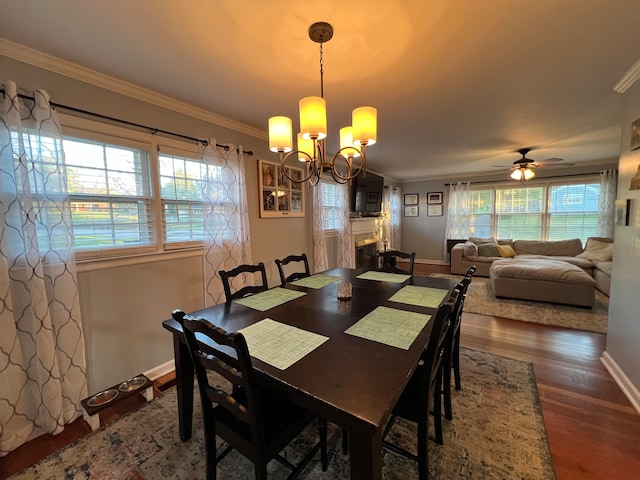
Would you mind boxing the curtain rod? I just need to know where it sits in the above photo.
[0,88,253,156]
[444,171,606,186]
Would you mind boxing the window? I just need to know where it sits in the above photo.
[60,116,235,260]
[64,137,154,253]
[321,181,341,231]
[469,189,493,238]
[495,186,544,240]
[547,183,599,240]
[468,180,600,242]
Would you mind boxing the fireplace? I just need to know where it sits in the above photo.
[355,240,378,269]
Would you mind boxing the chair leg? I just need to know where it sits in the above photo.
[417,415,429,480]
[320,418,328,471]
[255,460,268,480]
[433,375,444,446]
[453,332,462,390]
[341,428,349,455]
[443,355,453,421]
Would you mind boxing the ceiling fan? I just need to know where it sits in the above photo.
[492,147,573,181]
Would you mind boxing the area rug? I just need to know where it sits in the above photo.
[432,274,608,334]
[10,348,554,480]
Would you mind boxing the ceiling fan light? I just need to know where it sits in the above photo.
[523,167,535,180]
[511,168,523,180]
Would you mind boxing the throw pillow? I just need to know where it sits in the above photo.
[496,244,517,258]
[477,243,500,257]
[468,236,497,245]
[577,239,613,261]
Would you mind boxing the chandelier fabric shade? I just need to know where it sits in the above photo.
[267,22,377,185]
[268,116,293,153]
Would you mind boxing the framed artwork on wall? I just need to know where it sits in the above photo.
[631,117,640,150]
[404,205,419,217]
[427,205,443,216]
[258,159,305,218]
[427,192,443,204]
[404,193,418,205]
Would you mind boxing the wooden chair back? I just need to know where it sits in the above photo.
[275,253,310,287]
[219,262,268,302]
[377,250,416,275]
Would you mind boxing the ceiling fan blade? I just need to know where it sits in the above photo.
[539,157,565,163]
[533,162,575,169]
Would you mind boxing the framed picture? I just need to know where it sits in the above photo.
[404,205,419,217]
[616,199,631,226]
[427,192,443,204]
[427,205,443,217]
[404,193,418,205]
[258,159,305,218]
[631,117,640,150]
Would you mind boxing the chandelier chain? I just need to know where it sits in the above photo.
[319,43,325,98]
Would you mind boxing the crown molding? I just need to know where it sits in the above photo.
[0,38,267,140]
[614,57,640,93]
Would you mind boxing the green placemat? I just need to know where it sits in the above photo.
[291,274,341,288]
[388,285,450,308]
[234,288,306,311]
[345,306,431,350]
[238,319,329,370]
[356,271,411,283]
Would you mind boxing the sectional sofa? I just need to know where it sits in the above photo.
[450,237,613,296]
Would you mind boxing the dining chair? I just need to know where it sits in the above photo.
[275,253,310,287]
[219,262,268,302]
[172,310,327,480]
[442,265,476,421]
[376,250,416,275]
[381,288,458,480]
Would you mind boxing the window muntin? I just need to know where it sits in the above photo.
[64,137,154,253]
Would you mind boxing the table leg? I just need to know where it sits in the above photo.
[348,428,383,480]
[173,332,194,442]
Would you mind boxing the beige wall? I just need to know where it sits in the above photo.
[2,55,314,393]
[604,79,640,407]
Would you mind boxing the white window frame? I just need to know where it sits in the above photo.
[60,115,210,266]
[469,176,600,242]
[320,180,341,236]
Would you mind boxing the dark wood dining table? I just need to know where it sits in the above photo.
[162,267,457,479]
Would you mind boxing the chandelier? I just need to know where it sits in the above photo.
[268,22,377,185]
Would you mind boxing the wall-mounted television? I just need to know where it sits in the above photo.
[350,171,384,215]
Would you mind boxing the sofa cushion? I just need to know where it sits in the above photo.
[512,238,583,256]
[514,254,594,271]
[577,238,614,261]
[477,243,500,257]
[496,244,517,257]
[593,261,612,275]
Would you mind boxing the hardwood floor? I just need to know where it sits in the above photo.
[2,264,639,479]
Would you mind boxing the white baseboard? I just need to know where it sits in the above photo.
[144,360,175,381]
[601,351,640,414]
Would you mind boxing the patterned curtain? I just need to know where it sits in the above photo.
[0,81,86,456]
[312,182,328,273]
[445,181,472,239]
[377,186,402,250]
[202,141,252,306]
[389,187,402,249]
[598,169,617,237]
[336,182,355,268]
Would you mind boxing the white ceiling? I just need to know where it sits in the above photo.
[1,0,639,181]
